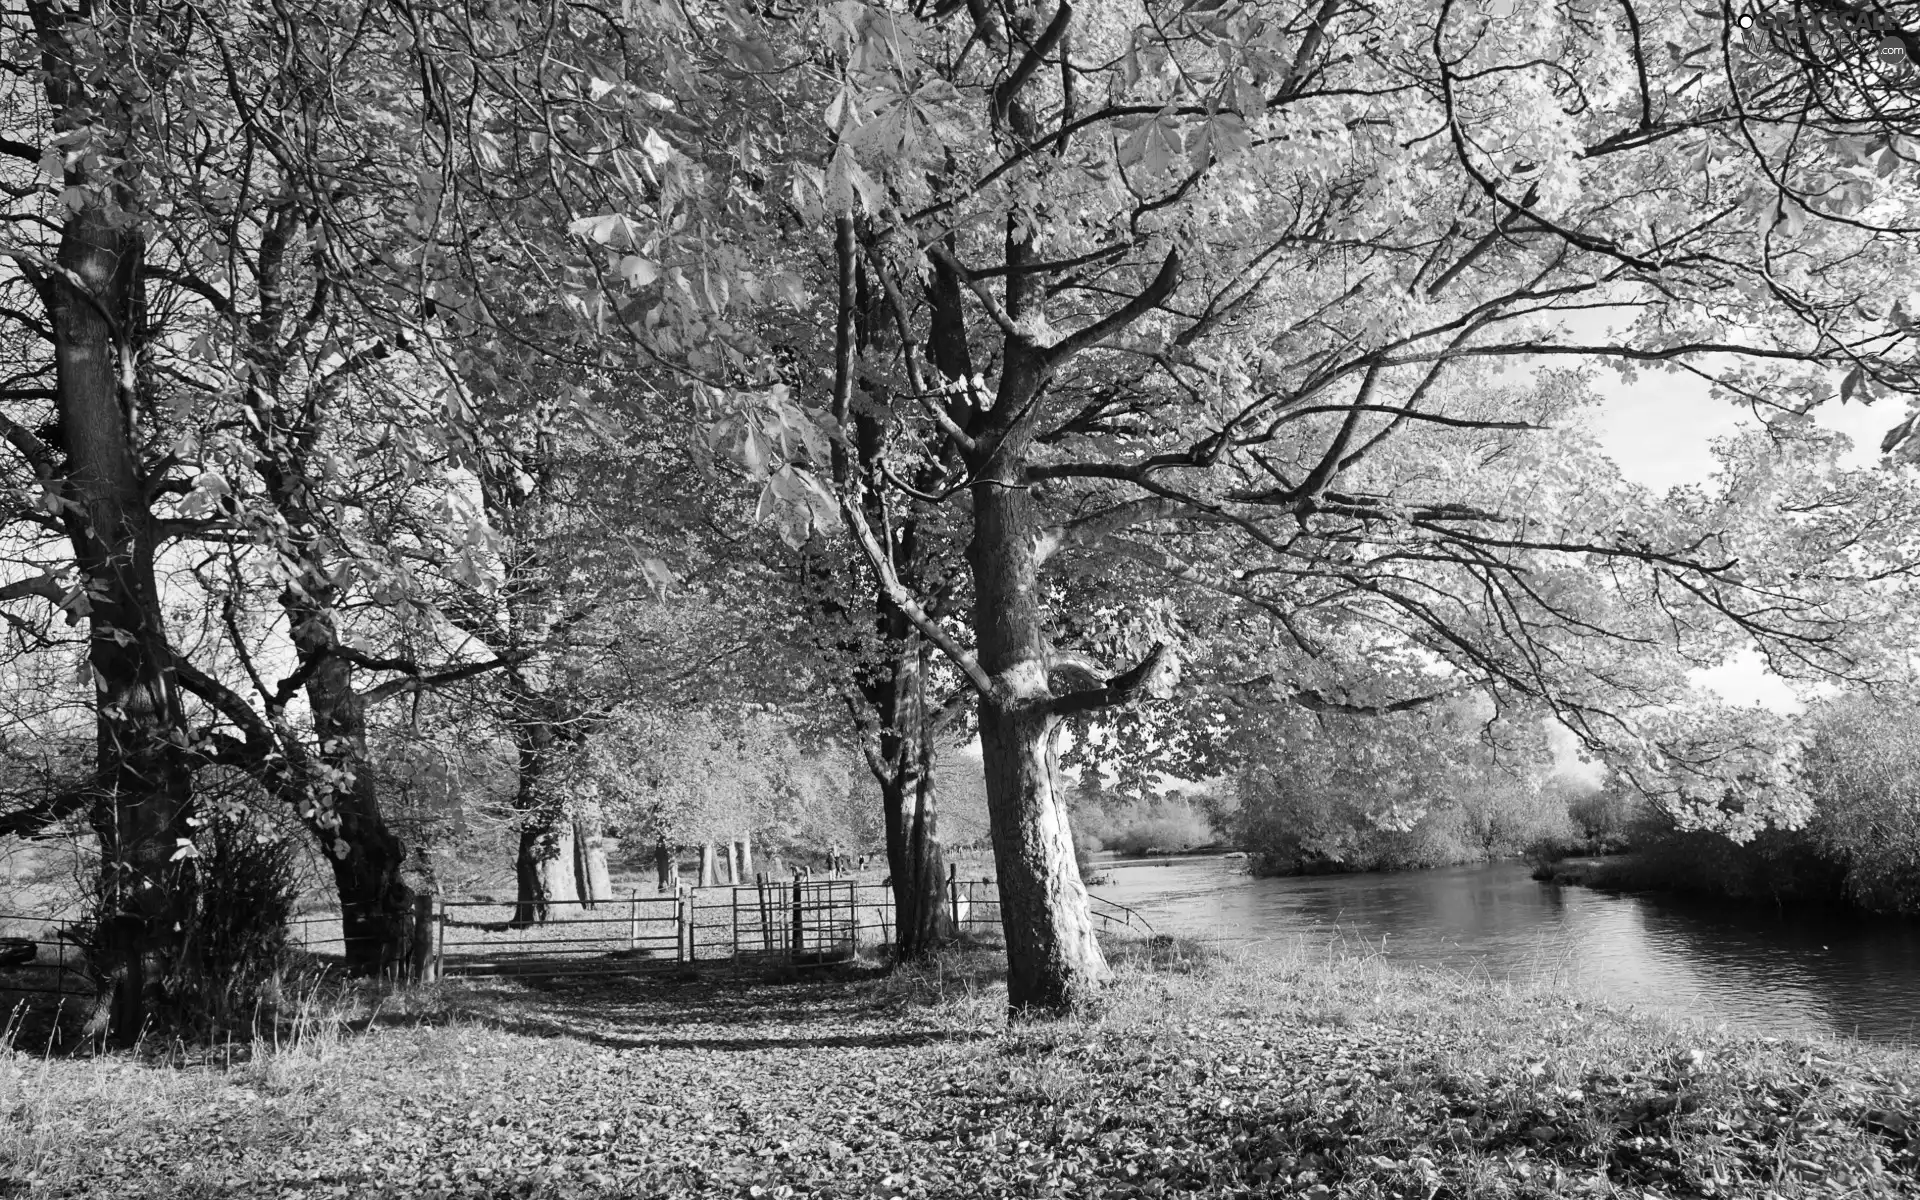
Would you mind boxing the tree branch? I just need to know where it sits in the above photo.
[993,1,1073,129]
[360,652,534,704]
[1042,249,1180,366]
[1046,642,1170,717]
[839,490,994,696]
[0,779,95,839]
[923,241,1023,341]
[0,575,63,605]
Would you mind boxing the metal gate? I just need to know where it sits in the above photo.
[273,876,1153,981]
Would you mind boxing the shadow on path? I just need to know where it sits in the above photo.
[376,960,999,1054]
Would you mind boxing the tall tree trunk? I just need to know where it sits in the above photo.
[878,643,949,962]
[295,620,413,971]
[221,148,419,972]
[573,817,611,907]
[882,764,948,960]
[698,842,717,887]
[33,3,197,1040]
[509,683,573,925]
[968,423,1108,1013]
[737,832,754,878]
[515,822,576,923]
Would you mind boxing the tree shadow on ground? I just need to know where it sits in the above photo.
[373,958,1001,1053]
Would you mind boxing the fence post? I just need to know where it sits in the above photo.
[948,863,960,933]
[677,885,692,962]
[628,888,638,951]
[410,894,437,982]
[790,874,803,959]
[731,882,740,960]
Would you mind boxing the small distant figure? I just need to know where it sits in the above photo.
[856,854,869,873]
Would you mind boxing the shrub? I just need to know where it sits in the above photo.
[1803,695,1920,915]
[1067,792,1219,856]
[171,803,302,1029]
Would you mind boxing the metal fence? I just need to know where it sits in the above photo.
[410,872,1150,980]
[1,875,1155,989]
[0,913,90,998]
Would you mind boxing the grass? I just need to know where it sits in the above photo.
[2,934,1917,1198]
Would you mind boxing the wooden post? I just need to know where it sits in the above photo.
[948,863,961,934]
[731,879,740,959]
[628,887,638,951]
[790,874,804,958]
[410,894,437,982]
[433,900,446,980]
[677,884,692,962]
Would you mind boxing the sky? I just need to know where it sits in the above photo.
[1563,324,1907,715]
[1535,354,1910,784]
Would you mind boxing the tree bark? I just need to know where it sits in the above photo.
[515,821,577,924]
[294,620,413,971]
[509,683,574,925]
[31,0,199,1042]
[968,406,1109,1013]
[737,832,754,878]
[876,642,950,962]
[573,817,611,907]
[699,842,717,887]
[882,761,949,961]
[845,321,952,964]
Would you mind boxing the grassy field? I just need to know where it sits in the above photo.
[3,935,1918,1198]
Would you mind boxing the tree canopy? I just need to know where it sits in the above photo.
[3,0,1920,1026]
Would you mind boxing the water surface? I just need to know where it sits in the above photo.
[1090,856,1920,1044]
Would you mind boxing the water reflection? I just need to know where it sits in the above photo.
[1090,857,1920,1044]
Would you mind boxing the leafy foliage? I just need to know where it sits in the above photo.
[1804,693,1920,915]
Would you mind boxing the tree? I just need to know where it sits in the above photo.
[729,0,1920,1013]
[0,0,214,1039]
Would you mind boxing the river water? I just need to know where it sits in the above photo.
[1088,856,1920,1044]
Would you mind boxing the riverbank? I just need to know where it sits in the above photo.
[1532,844,1854,911]
[5,940,1917,1198]
[1533,854,1655,890]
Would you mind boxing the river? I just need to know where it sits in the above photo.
[1088,856,1920,1044]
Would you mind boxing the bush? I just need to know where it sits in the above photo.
[1589,810,1847,906]
[1567,784,1642,852]
[1067,793,1219,856]
[186,808,300,1014]
[1801,695,1920,915]
[1239,773,1573,876]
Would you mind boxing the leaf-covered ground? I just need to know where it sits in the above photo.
[3,939,1918,1198]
